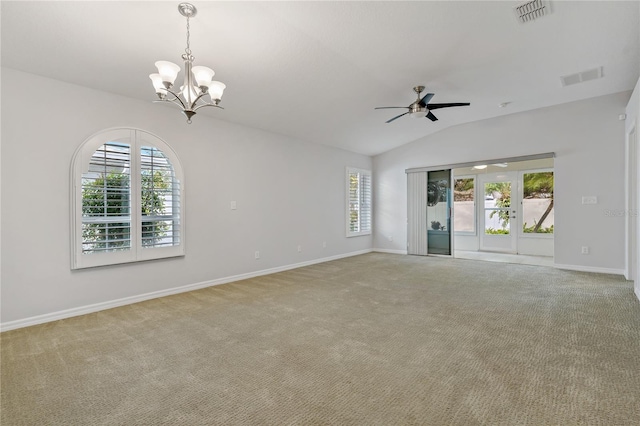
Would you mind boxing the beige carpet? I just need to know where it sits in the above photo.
[2,253,639,425]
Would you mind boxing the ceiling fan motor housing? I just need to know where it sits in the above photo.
[410,103,427,114]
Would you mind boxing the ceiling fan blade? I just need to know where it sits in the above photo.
[418,93,434,107]
[386,112,409,123]
[426,102,470,110]
[426,111,438,121]
[375,106,408,110]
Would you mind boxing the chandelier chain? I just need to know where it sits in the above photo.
[185,16,191,56]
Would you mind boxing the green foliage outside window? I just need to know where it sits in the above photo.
[485,182,512,229]
[485,227,510,235]
[82,173,131,251]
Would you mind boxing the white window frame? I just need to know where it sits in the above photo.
[453,175,477,236]
[346,167,372,237]
[70,128,185,269]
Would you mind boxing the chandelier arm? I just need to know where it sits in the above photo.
[153,97,188,111]
[190,92,212,107]
[193,103,224,112]
[162,88,188,109]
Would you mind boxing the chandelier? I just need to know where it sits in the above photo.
[149,3,226,124]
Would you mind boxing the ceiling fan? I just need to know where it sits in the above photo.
[375,86,470,123]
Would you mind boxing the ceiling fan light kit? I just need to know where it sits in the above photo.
[149,3,226,123]
[375,86,470,123]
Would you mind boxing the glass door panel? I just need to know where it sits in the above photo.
[479,172,518,253]
[453,177,475,233]
[484,181,511,235]
[427,170,451,255]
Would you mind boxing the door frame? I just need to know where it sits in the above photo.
[626,124,637,281]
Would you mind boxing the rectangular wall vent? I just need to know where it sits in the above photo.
[514,0,551,23]
[560,67,603,87]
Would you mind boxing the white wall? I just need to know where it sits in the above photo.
[0,68,372,327]
[374,92,630,273]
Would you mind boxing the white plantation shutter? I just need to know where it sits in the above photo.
[359,172,372,232]
[81,142,132,254]
[72,129,184,269]
[140,146,181,249]
[346,167,372,237]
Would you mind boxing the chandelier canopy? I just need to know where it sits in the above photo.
[149,3,225,123]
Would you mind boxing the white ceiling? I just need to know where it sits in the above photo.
[2,1,639,156]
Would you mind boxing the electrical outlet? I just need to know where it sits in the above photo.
[322,241,326,248]
[581,246,589,255]
[255,251,260,259]
[582,196,597,205]
[388,235,393,242]
[297,245,302,252]
[230,201,237,210]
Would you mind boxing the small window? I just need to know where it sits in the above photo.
[346,167,372,237]
[71,129,184,269]
[453,176,475,234]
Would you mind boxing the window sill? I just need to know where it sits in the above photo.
[347,232,372,238]
[72,251,185,270]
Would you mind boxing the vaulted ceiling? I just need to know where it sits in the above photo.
[2,1,638,156]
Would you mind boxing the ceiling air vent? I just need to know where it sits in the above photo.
[514,0,551,23]
[560,67,603,87]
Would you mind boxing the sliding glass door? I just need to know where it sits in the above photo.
[406,169,452,256]
[427,170,451,255]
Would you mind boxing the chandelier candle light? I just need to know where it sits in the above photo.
[149,3,225,123]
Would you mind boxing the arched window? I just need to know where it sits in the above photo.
[71,129,184,269]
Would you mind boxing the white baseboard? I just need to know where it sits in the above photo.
[0,249,372,332]
[554,263,625,276]
[373,248,408,255]
[635,284,640,302]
